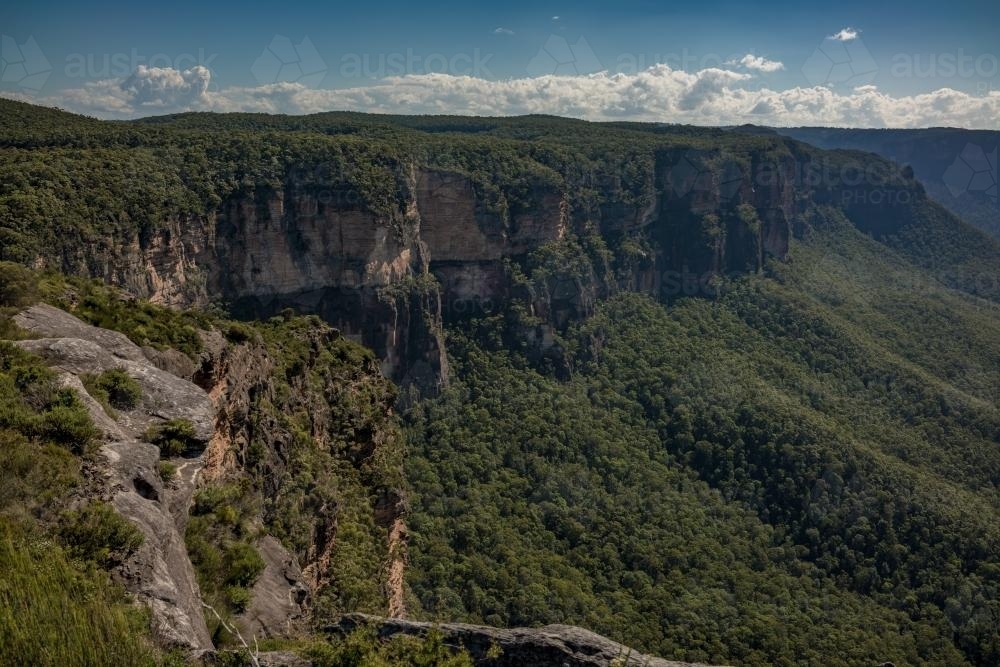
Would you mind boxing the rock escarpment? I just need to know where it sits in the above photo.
[14,304,215,650]
[194,316,406,636]
[11,302,407,651]
[60,150,833,392]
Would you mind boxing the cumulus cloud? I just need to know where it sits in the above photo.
[120,65,210,107]
[494,27,515,35]
[829,27,860,42]
[40,65,212,115]
[7,63,999,129]
[727,54,785,73]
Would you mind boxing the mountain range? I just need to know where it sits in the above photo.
[1,98,998,666]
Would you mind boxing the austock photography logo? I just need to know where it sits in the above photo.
[943,143,998,205]
[418,172,469,216]
[340,48,494,79]
[527,34,602,76]
[801,28,877,87]
[666,149,744,204]
[63,48,218,83]
[1,35,51,90]
[890,50,997,81]
[252,35,327,86]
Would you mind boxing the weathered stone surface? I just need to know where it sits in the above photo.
[328,614,724,667]
[240,536,309,639]
[143,345,198,379]
[106,440,211,649]
[14,307,215,651]
[15,336,214,442]
[415,170,504,262]
[57,372,127,441]
[14,303,147,362]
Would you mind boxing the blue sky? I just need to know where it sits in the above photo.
[2,0,998,126]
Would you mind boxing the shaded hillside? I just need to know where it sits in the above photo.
[776,127,999,238]
[403,206,1000,666]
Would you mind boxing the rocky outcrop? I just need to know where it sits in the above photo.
[13,304,215,650]
[12,303,408,652]
[38,149,811,392]
[14,335,214,442]
[240,536,309,639]
[15,303,149,362]
[328,614,723,667]
[194,317,406,636]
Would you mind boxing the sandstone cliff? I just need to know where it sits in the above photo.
[56,151,821,391]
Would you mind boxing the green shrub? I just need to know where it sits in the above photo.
[88,368,142,411]
[0,430,79,519]
[58,501,143,568]
[0,262,38,308]
[157,461,177,483]
[225,322,254,344]
[303,626,474,667]
[37,275,207,358]
[223,542,265,589]
[186,480,264,626]
[145,418,198,457]
[224,585,253,614]
[37,403,99,455]
[191,482,247,517]
[0,343,98,455]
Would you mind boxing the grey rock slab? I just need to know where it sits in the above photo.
[15,336,213,442]
[329,614,726,667]
[15,303,147,362]
[238,535,308,639]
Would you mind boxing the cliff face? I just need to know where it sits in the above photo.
[13,304,216,650]
[10,300,408,649]
[62,148,918,390]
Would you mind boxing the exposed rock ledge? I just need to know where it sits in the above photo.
[327,614,724,667]
[13,303,215,650]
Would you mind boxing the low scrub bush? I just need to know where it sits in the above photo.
[145,418,198,457]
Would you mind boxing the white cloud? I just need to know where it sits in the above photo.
[828,27,860,42]
[727,54,785,73]
[494,27,514,35]
[7,64,999,129]
[120,65,210,107]
[47,65,212,115]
